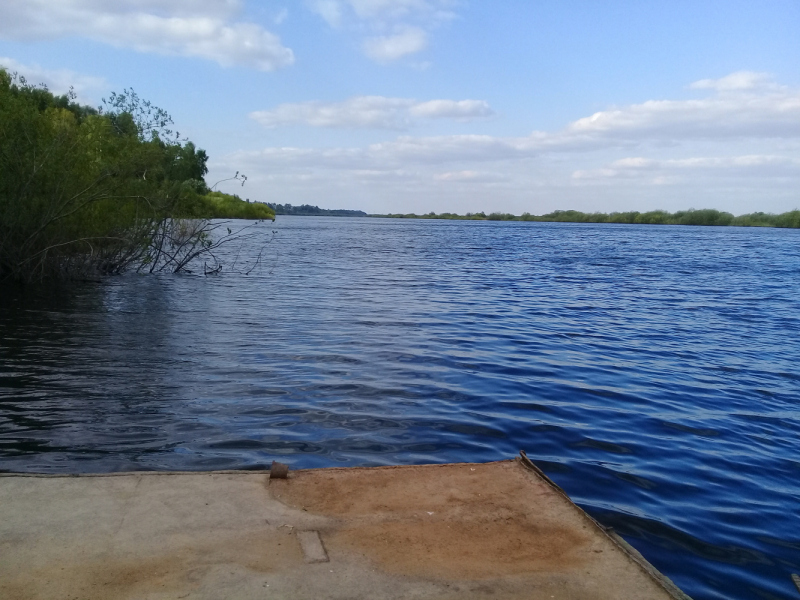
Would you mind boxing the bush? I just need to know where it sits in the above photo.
[0,69,263,282]
[198,192,275,220]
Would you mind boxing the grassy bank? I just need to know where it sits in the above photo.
[196,192,275,220]
[373,208,800,228]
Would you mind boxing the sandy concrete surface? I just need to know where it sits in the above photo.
[0,459,689,599]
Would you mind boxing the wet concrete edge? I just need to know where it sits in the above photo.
[1,456,692,599]
[516,452,692,600]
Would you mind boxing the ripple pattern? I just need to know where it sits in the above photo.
[1,217,800,599]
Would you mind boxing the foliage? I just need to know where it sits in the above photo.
[268,203,367,217]
[0,69,272,282]
[200,192,275,220]
[375,208,800,228]
[378,211,486,220]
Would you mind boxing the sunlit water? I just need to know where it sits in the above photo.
[1,217,799,599]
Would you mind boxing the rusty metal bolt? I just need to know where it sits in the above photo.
[270,461,289,479]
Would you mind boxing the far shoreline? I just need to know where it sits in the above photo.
[273,207,800,229]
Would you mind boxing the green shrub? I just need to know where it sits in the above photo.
[0,69,260,282]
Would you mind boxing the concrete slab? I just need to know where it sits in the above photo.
[0,458,690,599]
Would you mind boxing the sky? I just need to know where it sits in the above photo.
[1,0,799,215]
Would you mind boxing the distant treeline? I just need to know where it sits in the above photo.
[374,209,800,228]
[268,203,367,217]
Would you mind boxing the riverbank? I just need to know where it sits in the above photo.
[0,456,688,600]
[370,208,800,227]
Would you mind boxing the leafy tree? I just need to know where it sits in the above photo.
[0,69,272,282]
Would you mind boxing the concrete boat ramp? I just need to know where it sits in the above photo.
[0,455,690,600]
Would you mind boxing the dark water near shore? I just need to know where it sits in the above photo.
[2,217,799,599]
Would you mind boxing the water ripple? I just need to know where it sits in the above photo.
[2,218,800,599]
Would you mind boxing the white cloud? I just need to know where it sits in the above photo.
[0,0,294,71]
[252,96,413,129]
[218,73,800,214]
[311,0,455,23]
[562,80,800,142]
[308,0,456,62]
[435,170,478,180]
[240,71,797,164]
[348,0,439,19]
[409,99,494,120]
[250,96,495,129]
[622,155,800,171]
[0,57,108,103]
[689,71,781,92]
[247,76,800,164]
[434,170,503,182]
[363,27,427,62]
[573,155,800,182]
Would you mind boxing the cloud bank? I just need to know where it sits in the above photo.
[0,0,294,71]
[250,96,494,129]
[217,73,800,214]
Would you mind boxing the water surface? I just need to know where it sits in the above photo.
[1,217,799,599]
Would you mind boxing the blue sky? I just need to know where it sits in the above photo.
[1,1,799,214]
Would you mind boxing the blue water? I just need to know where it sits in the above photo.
[1,217,799,599]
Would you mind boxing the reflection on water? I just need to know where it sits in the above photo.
[2,217,800,599]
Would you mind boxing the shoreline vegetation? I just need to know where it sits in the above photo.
[268,203,367,217]
[271,204,800,229]
[0,68,273,283]
[371,209,800,228]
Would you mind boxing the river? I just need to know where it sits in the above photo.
[1,216,799,599]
